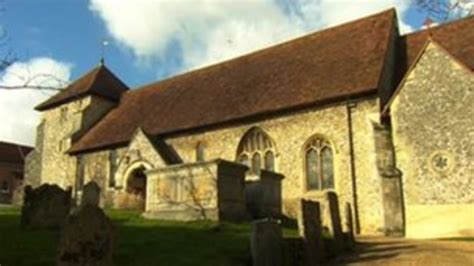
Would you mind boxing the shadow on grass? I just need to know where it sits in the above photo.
[0,208,57,266]
[0,208,253,266]
[0,208,303,266]
[112,216,252,266]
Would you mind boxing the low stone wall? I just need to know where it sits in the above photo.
[144,159,248,222]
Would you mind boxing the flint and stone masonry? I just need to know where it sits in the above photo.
[25,11,474,239]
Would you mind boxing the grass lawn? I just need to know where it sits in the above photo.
[0,207,298,266]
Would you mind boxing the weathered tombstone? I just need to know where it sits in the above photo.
[21,184,72,230]
[244,181,264,219]
[325,191,344,253]
[58,205,114,266]
[344,202,355,249]
[250,219,283,266]
[81,181,101,207]
[300,200,326,265]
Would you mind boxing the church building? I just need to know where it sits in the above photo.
[25,9,473,239]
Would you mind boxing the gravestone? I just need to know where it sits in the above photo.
[250,219,283,266]
[301,200,326,264]
[21,184,72,230]
[244,181,264,219]
[81,181,101,207]
[58,205,114,266]
[325,191,344,253]
[344,202,355,248]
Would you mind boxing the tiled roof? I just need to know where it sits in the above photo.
[394,15,474,87]
[0,141,33,165]
[404,15,474,71]
[69,9,397,154]
[35,65,129,111]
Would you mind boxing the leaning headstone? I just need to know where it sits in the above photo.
[301,200,326,264]
[250,219,283,266]
[21,184,72,230]
[325,191,344,253]
[81,181,101,207]
[58,205,114,266]
[344,202,355,249]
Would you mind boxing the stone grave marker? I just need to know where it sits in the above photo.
[325,191,344,253]
[301,199,326,264]
[81,181,101,207]
[21,184,72,230]
[58,205,114,266]
[345,202,355,248]
[250,219,283,266]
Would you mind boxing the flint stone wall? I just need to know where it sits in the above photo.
[390,43,474,238]
[166,99,383,234]
[33,96,115,190]
[33,69,387,234]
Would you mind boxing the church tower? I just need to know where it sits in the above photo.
[26,64,129,189]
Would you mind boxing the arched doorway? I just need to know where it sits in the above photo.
[123,162,152,211]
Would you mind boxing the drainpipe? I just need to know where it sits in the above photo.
[346,99,361,234]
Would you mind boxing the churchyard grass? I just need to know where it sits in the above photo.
[0,207,299,266]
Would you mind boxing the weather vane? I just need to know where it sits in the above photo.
[100,39,109,65]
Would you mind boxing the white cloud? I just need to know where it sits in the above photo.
[0,58,72,146]
[89,0,416,74]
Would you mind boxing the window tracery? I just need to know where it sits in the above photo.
[236,127,275,174]
[304,137,334,190]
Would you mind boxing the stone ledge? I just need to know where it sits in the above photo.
[142,208,219,221]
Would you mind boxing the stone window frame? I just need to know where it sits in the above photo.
[195,142,205,162]
[236,127,277,175]
[303,135,336,192]
[59,106,68,123]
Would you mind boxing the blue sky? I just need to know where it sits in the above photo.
[2,0,430,87]
[0,0,463,145]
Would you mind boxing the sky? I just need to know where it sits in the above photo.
[0,0,466,146]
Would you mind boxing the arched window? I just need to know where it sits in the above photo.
[304,137,334,191]
[196,142,205,162]
[236,127,276,174]
[264,151,275,172]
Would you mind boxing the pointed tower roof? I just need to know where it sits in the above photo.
[35,64,129,111]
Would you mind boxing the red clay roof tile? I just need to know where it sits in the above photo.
[69,9,397,154]
[0,141,33,165]
[35,65,129,111]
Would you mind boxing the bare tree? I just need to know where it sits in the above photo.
[0,2,67,91]
[416,0,474,22]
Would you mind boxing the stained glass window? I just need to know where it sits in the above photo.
[306,149,320,190]
[304,137,335,191]
[252,153,262,176]
[236,127,276,174]
[264,151,275,172]
[321,147,334,189]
